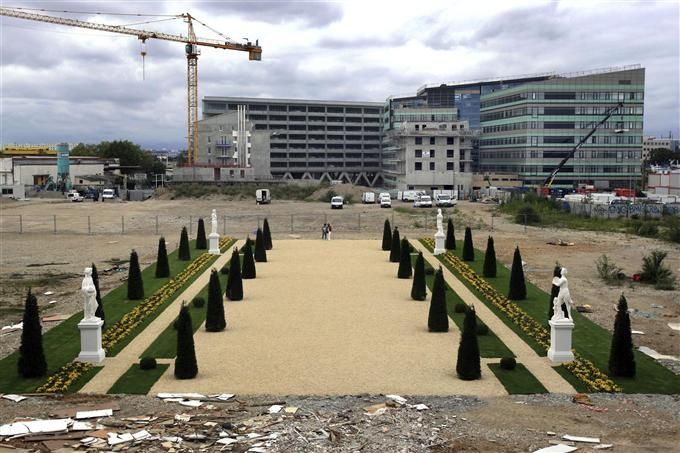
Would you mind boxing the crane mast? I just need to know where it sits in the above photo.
[0,7,262,165]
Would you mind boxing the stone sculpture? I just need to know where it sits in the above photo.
[551,267,574,321]
[211,209,218,235]
[82,267,97,321]
[434,208,445,255]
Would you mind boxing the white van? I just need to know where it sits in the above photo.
[256,189,271,204]
[361,192,376,204]
[102,189,115,201]
[66,190,83,202]
[379,194,392,208]
[414,195,433,208]
[330,196,344,209]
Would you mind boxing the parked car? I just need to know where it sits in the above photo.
[434,193,456,207]
[330,196,344,209]
[414,195,433,208]
[102,189,115,201]
[66,190,83,202]
[379,195,392,208]
[256,188,271,204]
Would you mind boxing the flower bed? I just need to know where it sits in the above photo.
[36,361,93,393]
[421,238,621,393]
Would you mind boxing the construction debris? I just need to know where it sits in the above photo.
[562,434,601,443]
[1,395,27,403]
[533,444,577,453]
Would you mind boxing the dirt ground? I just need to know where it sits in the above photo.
[1,195,678,362]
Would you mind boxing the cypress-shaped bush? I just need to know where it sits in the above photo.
[174,304,198,379]
[226,248,244,301]
[196,218,207,250]
[263,218,273,250]
[17,289,47,378]
[178,227,191,261]
[456,305,481,380]
[483,236,497,278]
[127,249,144,300]
[411,251,427,301]
[462,227,474,261]
[389,227,401,262]
[609,294,636,377]
[397,238,413,279]
[382,219,392,251]
[155,237,170,278]
[205,269,226,332]
[445,218,456,250]
[427,267,449,332]
[92,263,105,327]
[254,228,267,263]
[241,237,257,279]
[547,265,568,322]
[508,246,527,300]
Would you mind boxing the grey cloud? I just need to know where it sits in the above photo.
[191,1,343,27]
[317,34,409,49]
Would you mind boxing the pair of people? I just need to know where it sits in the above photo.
[321,222,333,240]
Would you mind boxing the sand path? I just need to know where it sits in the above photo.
[151,240,507,396]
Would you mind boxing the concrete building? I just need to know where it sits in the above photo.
[382,107,474,193]
[478,66,644,189]
[643,136,680,161]
[202,96,383,186]
[648,169,680,196]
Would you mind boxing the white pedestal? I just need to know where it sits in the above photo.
[209,232,220,255]
[77,318,105,364]
[434,231,445,255]
[548,318,575,364]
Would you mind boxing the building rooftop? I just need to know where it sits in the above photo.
[204,96,384,108]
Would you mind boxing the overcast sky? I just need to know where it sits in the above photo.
[1,0,678,149]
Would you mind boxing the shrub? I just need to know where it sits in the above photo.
[637,222,658,237]
[92,263,105,327]
[456,305,481,380]
[389,227,401,263]
[483,236,497,278]
[140,357,157,370]
[427,267,449,332]
[174,304,198,379]
[344,193,354,205]
[127,249,144,300]
[263,218,273,250]
[609,294,636,378]
[397,238,413,279]
[507,246,527,300]
[192,297,205,308]
[241,238,257,279]
[226,248,243,301]
[640,250,676,290]
[411,252,427,301]
[220,265,229,275]
[454,302,467,314]
[445,218,456,250]
[516,206,540,225]
[178,227,191,261]
[254,228,267,263]
[476,320,489,336]
[155,237,170,278]
[382,219,392,251]
[196,218,207,250]
[18,289,47,378]
[500,357,517,371]
[320,189,337,202]
[206,269,226,332]
[462,227,474,261]
[595,254,623,285]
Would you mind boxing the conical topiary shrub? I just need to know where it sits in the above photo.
[127,249,144,300]
[205,269,226,332]
[382,219,392,251]
[428,267,449,332]
[92,263,105,327]
[17,289,47,378]
[411,251,427,301]
[445,218,456,250]
[462,227,474,261]
[397,238,413,279]
[254,228,267,263]
[179,226,191,261]
[196,218,207,250]
[241,237,256,279]
[483,236,497,278]
[155,237,170,278]
[508,246,527,300]
[547,264,568,322]
[263,218,273,250]
[226,248,243,301]
[456,305,481,380]
[174,304,198,379]
[609,294,636,377]
[389,227,401,263]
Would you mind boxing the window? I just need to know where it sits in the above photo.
[446,162,454,171]
[459,150,464,160]
[429,162,435,171]
[415,149,422,158]
[415,162,422,171]
[415,125,419,131]
[207,136,211,143]
[430,150,435,158]
[447,137,454,145]
[207,146,211,155]
[415,137,422,145]
[447,149,454,158]
[429,137,436,145]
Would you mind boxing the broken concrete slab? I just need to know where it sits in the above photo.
[75,409,113,419]
[1,394,28,403]
[562,434,601,443]
[639,346,679,361]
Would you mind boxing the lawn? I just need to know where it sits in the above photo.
[488,363,548,394]
[422,237,680,394]
[107,363,170,394]
[0,239,229,393]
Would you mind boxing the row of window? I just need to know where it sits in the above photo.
[414,162,468,172]
[270,134,379,141]
[482,121,644,133]
[413,136,458,145]
[479,150,642,160]
[270,161,379,168]
[480,135,643,147]
[271,153,380,159]
[480,91,643,108]
[270,143,381,150]
[205,103,382,115]
[480,106,643,121]
[480,164,639,175]
[247,114,381,123]
[253,124,381,132]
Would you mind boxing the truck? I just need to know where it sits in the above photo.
[398,190,424,202]
[256,189,271,205]
[361,192,376,204]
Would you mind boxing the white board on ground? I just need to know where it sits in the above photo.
[562,434,601,443]
[638,346,679,361]
[532,445,578,453]
[157,392,205,399]
[1,394,27,403]
[0,418,71,436]
[75,409,113,419]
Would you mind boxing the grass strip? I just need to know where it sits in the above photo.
[487,363,548,394]
[107,364,170,395]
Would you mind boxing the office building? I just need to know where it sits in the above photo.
[643,136,679,161]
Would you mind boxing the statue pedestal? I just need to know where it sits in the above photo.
[434,231,445,255]
[548,318,575,364]
[209,232,220,255]
[77,318,105,364]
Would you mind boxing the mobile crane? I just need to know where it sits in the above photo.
[0,6,262,165]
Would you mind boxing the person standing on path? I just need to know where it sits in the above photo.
[321,223,328,240]
[327,223,333,240]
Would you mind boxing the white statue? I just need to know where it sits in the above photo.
[81,267,97,321]
[436,208,444,235]
[551,268,574,321]
[211,209,218,235]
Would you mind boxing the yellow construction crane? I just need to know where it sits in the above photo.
[0,7,262,165]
